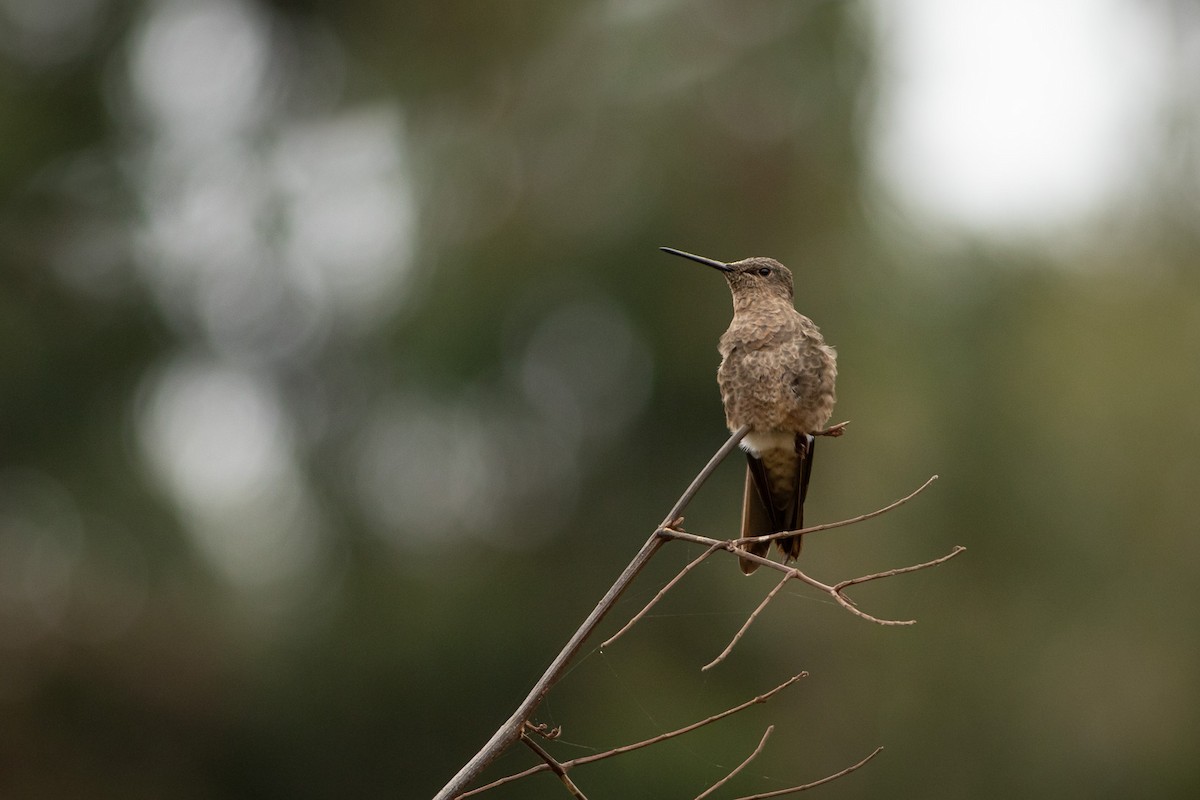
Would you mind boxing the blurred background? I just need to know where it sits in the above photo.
[2,0,1199,797]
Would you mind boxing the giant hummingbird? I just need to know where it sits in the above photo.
[662,246,839,574]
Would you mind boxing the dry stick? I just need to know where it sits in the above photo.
[662,527,963,626]
[744,474,940,548]
[520,733,590,800]
[694,726,774,800]
[524,721,562,740]
[733,746,884,800]
[461,672,805,798]
[703,571,792,671]
[625,475,943,663]
[435,425,752,800]
[833,546,966,592]
[602,542,723,649]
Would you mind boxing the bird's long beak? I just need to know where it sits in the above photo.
[659,246,733,272]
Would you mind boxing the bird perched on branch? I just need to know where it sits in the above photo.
[661,247,839,574]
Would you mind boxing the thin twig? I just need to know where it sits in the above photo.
[603,543,723,649]
[826,584,912,625]
[732,745,883,799]
[521,733,589,800]
[436,427,752,800]
[834,546,966,593]
[744,474,939,547]
[694,726,774,800]
[524,721,562,740]
[662,526,962,627]
[663,425,752,528]
[460,673,806,798]
[703,571,791,671]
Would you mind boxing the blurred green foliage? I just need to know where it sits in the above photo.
[2,1,1199,798]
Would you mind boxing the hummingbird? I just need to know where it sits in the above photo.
[662,247,838,574]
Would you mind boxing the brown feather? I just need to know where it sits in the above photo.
[739,462,775,574]
[739,443,810,574]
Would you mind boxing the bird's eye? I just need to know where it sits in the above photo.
[757,267,771,277]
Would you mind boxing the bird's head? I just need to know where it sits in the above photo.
[660,247,794,307]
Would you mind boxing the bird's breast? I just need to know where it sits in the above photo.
[717,311,836,436]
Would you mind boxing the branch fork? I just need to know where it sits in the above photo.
[629,476,963,669]
[434,426,959,799]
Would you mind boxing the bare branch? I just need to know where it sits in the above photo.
[662,424,752,527]
[524,721,562,740]
[521,733,590,800]
[732,746,884,799]
[825,588,912,625]
[703,571,791,671]
[834,546,967,593]
[662,526,962,628]
[743,474,939,547]
[694,726,774,800]
[437,425,953,798]
[603,543,723,649]
[460,674,806,798]
[435,427,751,800]
[648,474,957,646]
[736,549,919,627]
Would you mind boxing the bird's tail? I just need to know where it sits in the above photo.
[738,434,814,575]
[738,464,775,574]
